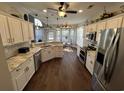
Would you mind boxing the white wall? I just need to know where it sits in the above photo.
[0,35,14,90]
[77,26,84,47]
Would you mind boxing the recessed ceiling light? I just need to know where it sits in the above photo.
[43,9,47,13]
[78,10,83,13]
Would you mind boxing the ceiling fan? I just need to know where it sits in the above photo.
[47,2,77,17]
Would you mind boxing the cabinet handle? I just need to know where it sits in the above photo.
[9,38,12,43]
[90,61,93,64]
[7,39,10,43]
[16,68,21,71]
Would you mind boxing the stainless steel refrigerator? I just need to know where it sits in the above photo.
[92,27,124,90]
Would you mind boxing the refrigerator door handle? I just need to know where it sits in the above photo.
[105,32,120,83]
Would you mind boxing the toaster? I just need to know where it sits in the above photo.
[18,47,30,53]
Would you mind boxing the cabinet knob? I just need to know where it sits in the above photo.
[7,39,10,43]
[25,67,29,72]
[90,61,93,64]
[16,68,21,71]
[12,38,14,42]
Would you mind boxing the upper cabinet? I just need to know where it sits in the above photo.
[0,13,34,46]
[28,23,34,40]
[121,17,124,28]
[8,17,23,44]
[85,23,97,32]
[96,21,106,31]
[21,21,30,42]
[106,16,123,29]
[0,14,11,46]
[85,16,124,33]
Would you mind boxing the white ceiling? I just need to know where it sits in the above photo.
[0,2,123,25]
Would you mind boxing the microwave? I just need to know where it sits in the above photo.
[86,32,97,41]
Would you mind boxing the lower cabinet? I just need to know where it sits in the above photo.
[86,51,96,75]
[11,56,35,90]
[41,46,63,62]
[15,71,27,90]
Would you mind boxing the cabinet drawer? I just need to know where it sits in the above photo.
[28,57,34,66]
[11,64,24,78]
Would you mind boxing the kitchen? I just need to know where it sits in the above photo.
[0,2,124,91]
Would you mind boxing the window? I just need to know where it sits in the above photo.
[70,29,74,44]
[34,18,43,27]
[62,29,69,44]
[48,31,54,41]
[56,30,61,41]
[35,29,43,42]
[34,18,43,42]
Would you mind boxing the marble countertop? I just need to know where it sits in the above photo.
[7,43,63,72]
[7,47,42,72]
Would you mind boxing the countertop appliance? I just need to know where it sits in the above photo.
[33,50,41,71]
[18,47,30,53]
[92,27,124,90]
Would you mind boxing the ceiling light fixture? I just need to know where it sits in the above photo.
[43,9,47,13]
[78,10,83,13]
[58,11,66,17]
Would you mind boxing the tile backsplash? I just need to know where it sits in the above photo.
[4,42,30,59]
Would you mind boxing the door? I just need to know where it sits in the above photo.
[8,17,23,44]
[21,21,29,42]
[93,28,118,90]
[15,71,27,90]
[0,14,11,46]
[28,23,34,40]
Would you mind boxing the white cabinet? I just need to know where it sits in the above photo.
[86,51,96,75]
[0,14,11,46]
[21,21,30,42]
[106,16,123,29]
[55,46,63,57]
[0,14,34,46]
[86,23,97,32]
[41,48,49,62]
[96,21,106,31]
[8,17,23,44]
[41,46,63,62]
[25,57,35,81]
[11,56,35,90]
[15,71,27,91]
[28,23,34,40]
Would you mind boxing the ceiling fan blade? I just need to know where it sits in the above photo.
[60,2,64,6]
[47,8,58,11]
[66,10,77,14]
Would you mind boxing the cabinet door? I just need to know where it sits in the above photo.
[0,14,11,46]
[28,23,34,40]
[41,49,48,62]
[8,17,23,44]
[25,57,35,82]
[97,21,106,31]
[21,21,29,42]
[91,24,97,32]
[106,17,123,29]
[15,71,27,91]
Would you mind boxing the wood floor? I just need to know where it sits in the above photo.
[24,48,92,91]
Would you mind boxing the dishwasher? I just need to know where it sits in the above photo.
[33,50,41,71]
